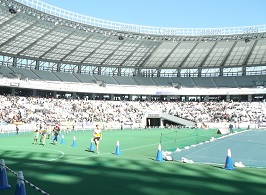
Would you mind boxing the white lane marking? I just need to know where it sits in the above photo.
[0,145,65,162]
[64,142,159,161]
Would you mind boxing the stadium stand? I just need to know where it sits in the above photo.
[31,69,61,81]
[0,0,265,109]
[192,77,217,88]
[0,1,266,195]
[213,76,239,88]
[171,77,196,88]
[73,73,96,84]
[93,75,119,85]
[113,75,138,85]
[53,71,81,83]
[234,75,257,88]
[133,75,156,86]
[8,66,40,80]
[152,77,173,86]
[256,75,266,87]
[0,65,16,78]
[0,95,264,130]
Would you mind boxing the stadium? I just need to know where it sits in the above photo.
[1,0,266,194]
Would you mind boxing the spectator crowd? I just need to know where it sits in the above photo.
[0,95,265,129]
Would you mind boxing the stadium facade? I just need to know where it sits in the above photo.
[0,0,266,102]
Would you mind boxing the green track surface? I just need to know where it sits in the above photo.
[1,128,266,195]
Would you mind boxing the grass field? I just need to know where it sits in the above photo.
[1,128,266,195]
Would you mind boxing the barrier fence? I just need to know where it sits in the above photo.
[0,159,50,195]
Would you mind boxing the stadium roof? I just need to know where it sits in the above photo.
[0,0,266,71]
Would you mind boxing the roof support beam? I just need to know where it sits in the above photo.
[39,31,76,59]
[119,41,144,66]
[179,42,199,68]
[35,60,40,70]
[12,57,17,67]
[17,25,58,55]
[220,41,237,67]
[0,21,38,49]
[177,69,181,77]
[219,67,223,76]
[199,42,218,67]
[100,40,125,65]
[242,40,258,66]
[77,64,81,74]
[242,66,246,76]
[0,14,18,29]
[117,67,121,76]
[197,68,202,77]
[60,33,94,61]
[138,43,161,67]
[80,37,110,63]
[156,69,161,77]
[97,66,101,75]
[158,42,181,67]
[57,62,60,72]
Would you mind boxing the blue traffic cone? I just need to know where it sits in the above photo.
[155,144,164,161]
[224,149,235,170]
[114,141,121,155]
[15,171,26,195]
[57,134,61,143]
[0,159,11,189]
[60,135,65,144]
[89,138,95,151]
[72,136,77,147]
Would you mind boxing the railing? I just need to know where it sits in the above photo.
[14,0,266,36]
